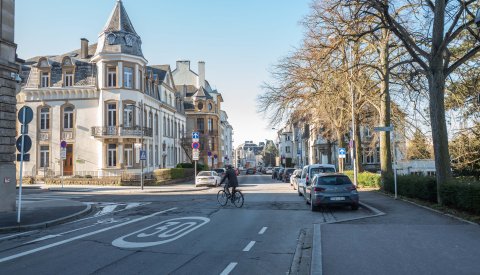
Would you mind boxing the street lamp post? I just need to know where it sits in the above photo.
[348,43,358,187]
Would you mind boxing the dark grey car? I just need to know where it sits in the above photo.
[305,173,359,211]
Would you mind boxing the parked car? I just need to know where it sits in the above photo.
[213,168,226,177]
[272,167,280,179]
[265,167,273,174]
[305,173,359,211]
[283,168,296,183]
[246,168,255,175]
[298,164,336,197]
[290,169,302,190]
[277,168,285,180]
[195,171,222,187]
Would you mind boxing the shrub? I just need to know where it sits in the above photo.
[344,170,381,188]
[440,180,480,214]
[384,174,437,203]
[177,163,194,168]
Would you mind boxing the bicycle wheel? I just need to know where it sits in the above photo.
[232,191,244,208]
[217,190,228,206]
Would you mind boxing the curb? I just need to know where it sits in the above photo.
[0,203,93,233]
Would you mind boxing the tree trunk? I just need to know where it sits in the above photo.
[428,71,451,204]
[355,116,363,173]
[379,29,393,184]
[429,0,451,204]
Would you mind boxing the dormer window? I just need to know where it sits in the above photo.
[64,71,74,87]
[41,72,49,87]
[107,66,117,87]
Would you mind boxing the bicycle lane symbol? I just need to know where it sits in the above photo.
[111,217,210,249]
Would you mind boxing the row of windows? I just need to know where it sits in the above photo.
[40,71,74,88]
[39,144,181,169]
[39,106,74,130]
[107,103,185,138]
[196,118,215,132]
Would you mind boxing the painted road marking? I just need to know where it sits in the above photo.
[94,204,118,217]
[0,231,37,241]
[220,262,238,275]
[258,227,267,235]
[311,224,323,275]
[243,241,256,252]
[0,208,176,264]
[24,218,130,245]
[112,216,210,249]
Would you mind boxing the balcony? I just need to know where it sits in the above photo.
[62,131,74,141]
[91,126,153,138]
[198,129,218,136]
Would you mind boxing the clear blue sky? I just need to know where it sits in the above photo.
[15,0,311,147]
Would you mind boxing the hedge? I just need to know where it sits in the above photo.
[384,174,437,203]
[440,180,480,214]
[154,168,194,181]
[344,170,381,188]
[176,162,208,171]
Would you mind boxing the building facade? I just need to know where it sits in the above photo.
[173,60,232,168]
[16,0,186,177]
[0,0,18,211]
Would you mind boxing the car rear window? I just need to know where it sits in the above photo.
[198,171,211,176]
[310,167,335,176]
[316,176,352,185]
[286,169,295,173]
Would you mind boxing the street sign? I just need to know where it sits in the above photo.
[214,154,217,159]
[192,142,200,149]
[374,126,393,132]
[192,132,200,140]
[16,153,30,162]
[61,140,67,148]
[16,135,32,153]
[192,149,200,161]
[18,106,33,124]
[61,148,67,159]
[338,148,346,158]
[140,150,147,160]
[207,151,212,157]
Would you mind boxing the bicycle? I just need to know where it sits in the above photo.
[217,183,244,208]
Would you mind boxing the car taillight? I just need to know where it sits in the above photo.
[314,187,325,192]
[346,185,357,191]
[306,175,309,183]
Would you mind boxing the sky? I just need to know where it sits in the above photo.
[15,0,311,148]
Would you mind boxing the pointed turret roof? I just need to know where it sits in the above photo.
[94,0,144,58]
[103,0,137,34]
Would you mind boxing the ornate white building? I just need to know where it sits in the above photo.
[16,0,186,177]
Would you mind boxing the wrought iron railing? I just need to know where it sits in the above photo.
[91,126,153,137]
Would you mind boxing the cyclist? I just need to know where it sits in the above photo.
[219,165,238,201]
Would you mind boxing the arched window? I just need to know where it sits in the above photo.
[63,106,74,130]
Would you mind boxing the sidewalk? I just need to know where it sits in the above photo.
[0,198,92,233]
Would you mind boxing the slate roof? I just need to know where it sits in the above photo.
[23,44,98,88]
[103,0,137,34]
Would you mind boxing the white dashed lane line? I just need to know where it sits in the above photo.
[220,262,238,275]
[258,227,267,235]
[242,241,256,252]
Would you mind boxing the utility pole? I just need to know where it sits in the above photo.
[140,100,144,190]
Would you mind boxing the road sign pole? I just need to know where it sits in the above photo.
[17,108,26,224]
[194,160,197,186]
[392,127,398,199]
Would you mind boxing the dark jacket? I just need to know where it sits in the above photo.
[220,168,239,187]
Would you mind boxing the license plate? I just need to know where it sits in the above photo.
[330,197,345,201]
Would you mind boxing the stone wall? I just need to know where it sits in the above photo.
[0,0,18,212]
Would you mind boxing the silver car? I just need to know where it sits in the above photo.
[290,169,302,190]
[305,173,359,211]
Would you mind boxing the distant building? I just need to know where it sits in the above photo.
[235,141,264,168]
[173,61,233,168]
[16,0,187,177]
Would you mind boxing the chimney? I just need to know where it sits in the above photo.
[80,38,89,59]
[198,61,205,88]
[176,60,190,72]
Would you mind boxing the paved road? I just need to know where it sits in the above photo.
[0,174,374,274]
[2,174,476,274]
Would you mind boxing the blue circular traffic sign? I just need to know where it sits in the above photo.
[192,142,199,149]
[16,135,32,153]
[18,106,33,124]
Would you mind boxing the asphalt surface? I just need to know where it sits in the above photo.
[0,174,477,274]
